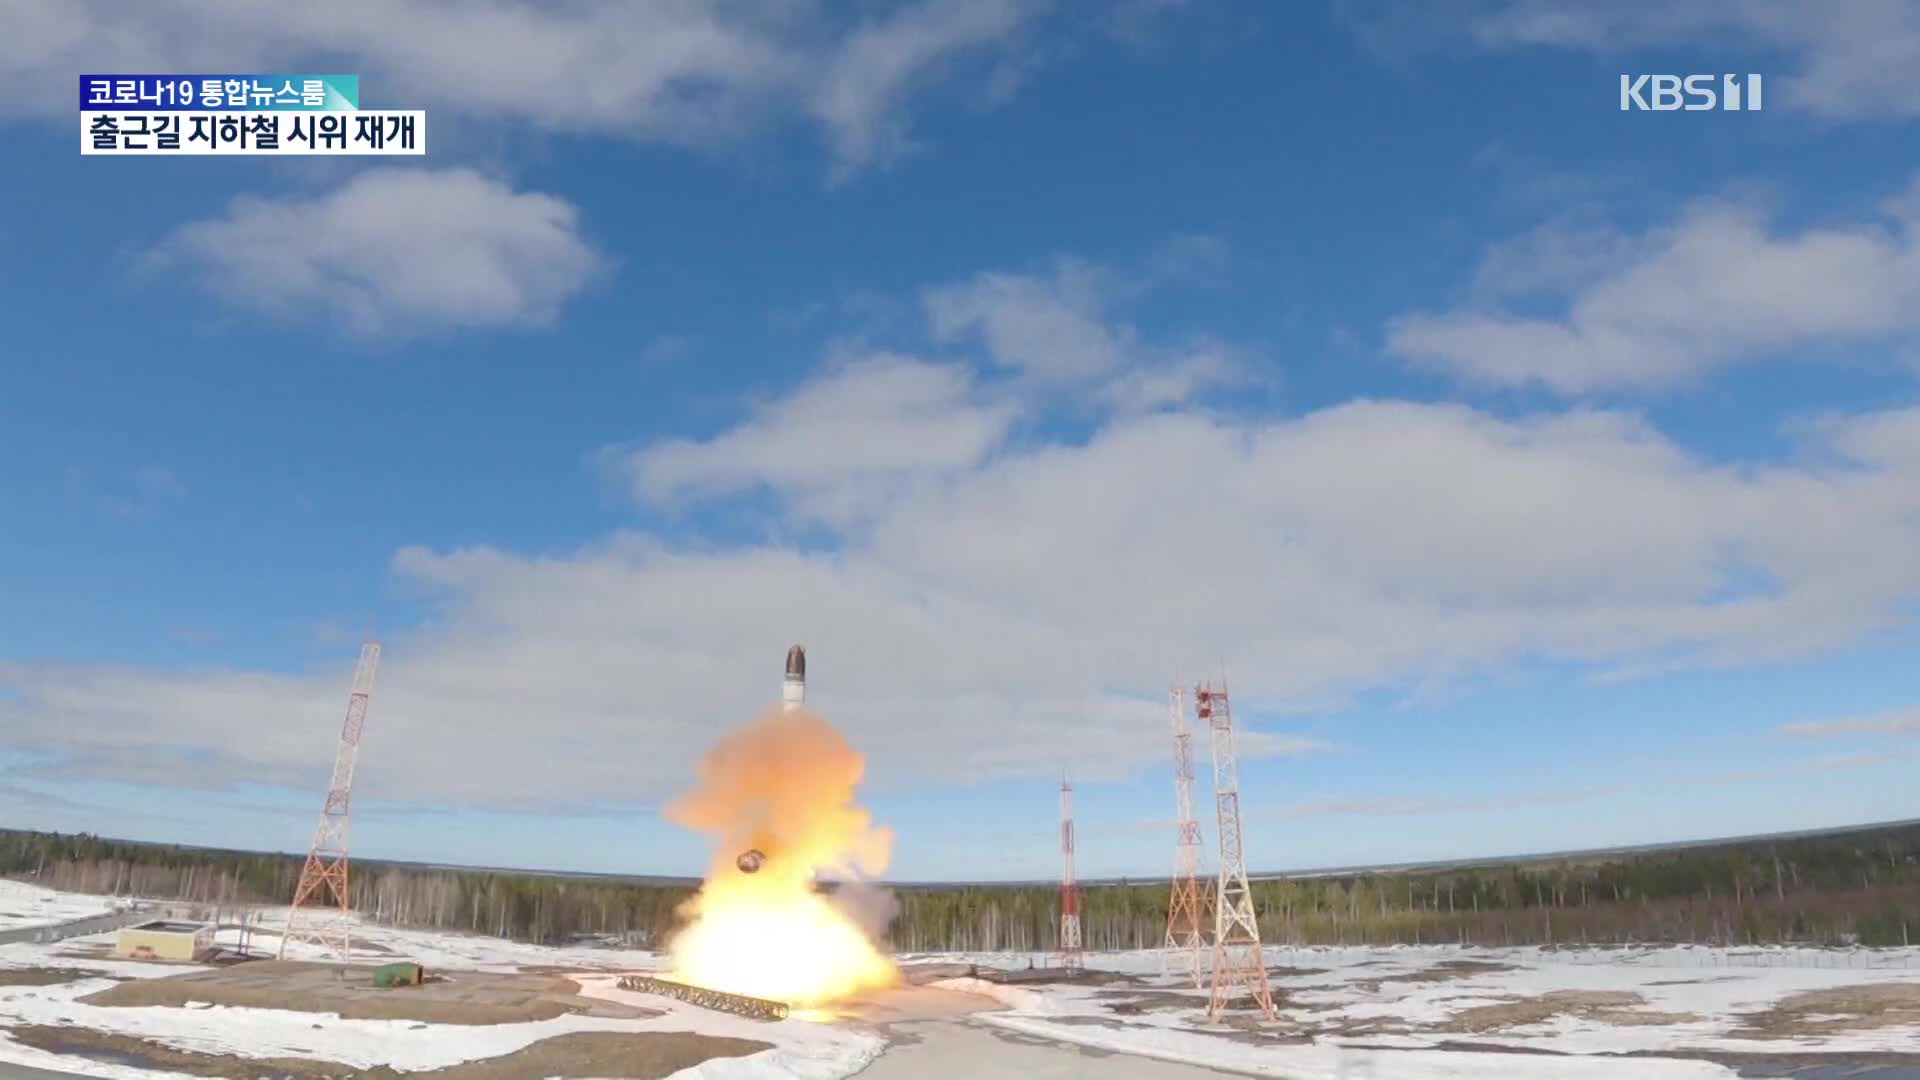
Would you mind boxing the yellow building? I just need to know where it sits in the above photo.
[115,920,215,961]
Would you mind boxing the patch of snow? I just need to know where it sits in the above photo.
[921,943,1920,1061]
[660,1038,885,1080]
[237,906,673,973]
[0,880,116,931]
[0,927,876,1079]
[980,1014,1739,1078]
[0,1034,183,1080]
[0,946,212,981]
[923,977,1059,1015]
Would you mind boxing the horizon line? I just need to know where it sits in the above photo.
[15,815,1916,890]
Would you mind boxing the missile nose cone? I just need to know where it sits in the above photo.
[785,644,806,680]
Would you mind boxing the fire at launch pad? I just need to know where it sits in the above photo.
[652,643,899,1013]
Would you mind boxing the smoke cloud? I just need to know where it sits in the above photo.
[827,879,901,939]
[661,707,899,1003]
[666,706,893,881]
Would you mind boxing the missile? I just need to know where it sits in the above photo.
[738,647,805,874]
[782,644,806,712]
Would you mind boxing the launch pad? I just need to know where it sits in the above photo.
[618,974,792,1021]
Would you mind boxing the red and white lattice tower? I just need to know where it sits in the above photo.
[1163,684,1208,986]
[1198,681,1276,1020]
[280,641,381,961]
[1056,778,1084,971]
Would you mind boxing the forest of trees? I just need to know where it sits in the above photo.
[4,820,1917,952]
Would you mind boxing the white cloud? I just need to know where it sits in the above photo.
[922,253,1249,403]
[618,250,1254,524]
[926,257,1133,381]
[617,351,1018,527]
[813,0,1043,178]
[6,0,1061,177]
[1264,743,1910,826]
[0,540,1319,810]
[1461,0,1920,119]
[151,168,604,336]
[1779,707,1920,739]
[1463,213,1647,299]
[7,355,1920,811]
[1098,341,1246,412]
[1387,178,1920,392]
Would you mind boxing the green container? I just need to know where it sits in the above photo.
[372,962,424,988]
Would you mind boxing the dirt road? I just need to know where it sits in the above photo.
[852,1019,1255,1079]
[841,984,1254,1079]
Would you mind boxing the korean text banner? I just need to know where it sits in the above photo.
[79,75,359,111]
[81,111,424,155]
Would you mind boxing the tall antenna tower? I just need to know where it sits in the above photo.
[1056,777,1084,972]
[1163,685,1208,986]
[281,641,381,961]
[1198,681,1276,1020]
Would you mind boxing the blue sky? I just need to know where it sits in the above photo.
[2,1,1918,883]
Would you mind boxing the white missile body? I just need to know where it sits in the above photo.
[782,644,806,712]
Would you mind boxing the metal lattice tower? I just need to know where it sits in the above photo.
[1056,778,1084,971]
[1198,682,1276,1020]
[281,641,381,961]
[1163,685,1208,986]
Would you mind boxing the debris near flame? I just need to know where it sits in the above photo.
[664,706,898,1006]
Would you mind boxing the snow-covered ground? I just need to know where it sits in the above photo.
[0,958,882,1080]
[1,881,1917,1078]
[0,880,115,933]
[920,943,1920,1078]
[248,901,675,973]
[929,980,1739,1080]
[0,882,877,1079]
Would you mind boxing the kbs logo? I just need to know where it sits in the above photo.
[1620,74,1763,111]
